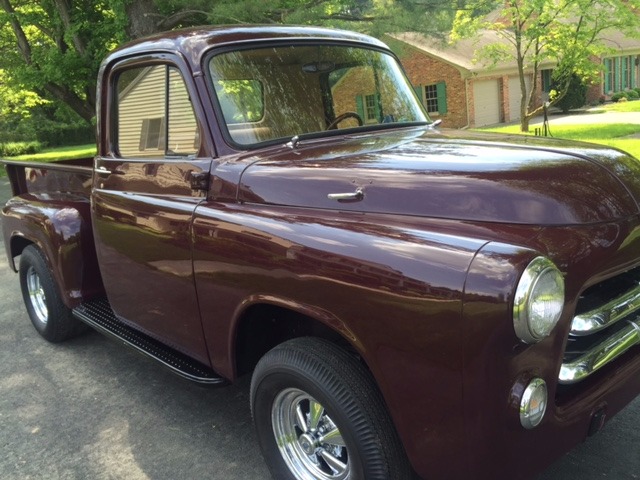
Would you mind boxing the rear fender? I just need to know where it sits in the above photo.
[2,195,103,308]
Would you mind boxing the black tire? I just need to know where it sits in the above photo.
[19,245,84,342]
[250,337,414,480]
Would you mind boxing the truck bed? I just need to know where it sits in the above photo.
[1,157,94,198]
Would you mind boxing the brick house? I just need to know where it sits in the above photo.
[592,30,640,103]
[385,31,552,128]
[380,30,640,129]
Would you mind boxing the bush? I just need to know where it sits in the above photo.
[553,74,587,112]
[635,88,640,96]
[611,91,629,102]
[627,89,640,100]
[34,123,94,147]
[0,141,43,157]
[599,96,606,104]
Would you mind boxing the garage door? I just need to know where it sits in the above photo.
[508,75,532,122]
[473,79,500,127]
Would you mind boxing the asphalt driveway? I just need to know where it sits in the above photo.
[1,169,640,479]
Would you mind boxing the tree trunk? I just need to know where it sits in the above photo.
[44,83,95,123]
[125,0,162,39]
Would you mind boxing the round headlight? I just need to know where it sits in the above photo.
[520,377,548,429]
[513,256,564,344]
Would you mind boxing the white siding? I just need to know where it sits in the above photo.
[118,65,198,157]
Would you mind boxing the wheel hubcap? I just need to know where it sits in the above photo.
[272,388,350,480]
[26,266,48,325]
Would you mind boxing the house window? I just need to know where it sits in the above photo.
[603,55,637,94]
[414,82,447,115]
[140,117,165,150]
[425,85,439,114]
[541,69,553,93]
[365,94,378,121]
[116,64,199,158]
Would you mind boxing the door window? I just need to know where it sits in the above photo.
[116,65,200,158]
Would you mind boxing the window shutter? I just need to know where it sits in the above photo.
[158,117,166,151]
[413,85,423,105]
[355,95,365,119]
[436,82,447,114]
[604,59,610,93]
[375,93,383,122]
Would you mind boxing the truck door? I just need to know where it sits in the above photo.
[92,57,213,365]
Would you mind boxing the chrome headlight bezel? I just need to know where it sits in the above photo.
[513,256,565,344]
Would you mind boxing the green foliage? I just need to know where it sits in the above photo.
[611,91,629,102]
[206,0,463,37]
[0,141,42,157]
[627,90,639,100]
[552,75,586,113]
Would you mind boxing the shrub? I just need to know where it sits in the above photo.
[553,74,587,112]
[0,141,43,157]
[635,88,640,96]
[611,91,629,102]
[598,96,606,104]
[626,89,639,100]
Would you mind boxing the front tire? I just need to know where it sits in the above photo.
[251,337,413,480]
[19,245,84,342]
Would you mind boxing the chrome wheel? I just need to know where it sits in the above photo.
[26,266,48,325]
[272,388,350,480]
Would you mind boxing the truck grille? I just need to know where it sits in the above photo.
[559,266,640,384]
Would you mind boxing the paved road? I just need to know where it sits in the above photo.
[1,177,639,480]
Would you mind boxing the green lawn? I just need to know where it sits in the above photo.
[1,143,95,177]
[479,123,640,159]
[589,99,640,113]
[11,143,96,161]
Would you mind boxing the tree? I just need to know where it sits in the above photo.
[0,0,470,130]
[452,0,640,132]
[206,0,466,37]
[0,0,207,126]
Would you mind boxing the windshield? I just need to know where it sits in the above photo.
[208,44,429,146]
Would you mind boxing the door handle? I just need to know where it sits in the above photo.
[96,166,124,176]
[327,188,364,202]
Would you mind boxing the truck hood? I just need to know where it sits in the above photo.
[238,127,640,225]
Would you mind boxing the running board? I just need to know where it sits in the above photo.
[73,298,227,386]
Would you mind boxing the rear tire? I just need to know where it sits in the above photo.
[19,245,84,342]
[250,337,413,480]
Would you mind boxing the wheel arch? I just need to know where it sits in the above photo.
[231,296,366,379]
[8,234,35,271]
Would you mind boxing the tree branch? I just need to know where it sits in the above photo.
[0,0,32,64]
[155,10,209,31]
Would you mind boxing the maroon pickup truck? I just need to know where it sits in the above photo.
[2,25,640,480]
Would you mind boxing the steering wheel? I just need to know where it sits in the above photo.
[326,112,364,130]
